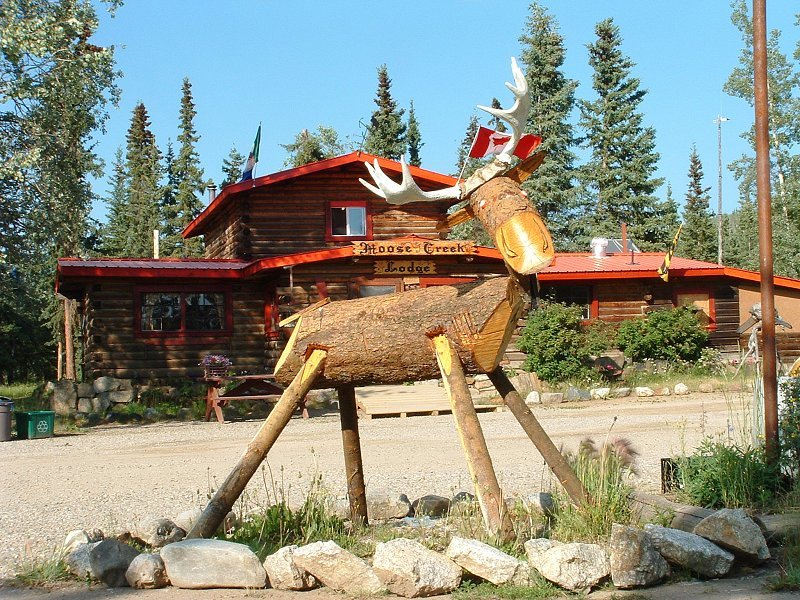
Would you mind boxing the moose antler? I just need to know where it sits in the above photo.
[359,57,531,205]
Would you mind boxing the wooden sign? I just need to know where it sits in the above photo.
[353,239,475,256]
[375,260,436,275]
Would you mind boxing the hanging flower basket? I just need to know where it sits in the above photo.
[200,354,232,378]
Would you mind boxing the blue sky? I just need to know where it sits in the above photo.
[90,1,799,223]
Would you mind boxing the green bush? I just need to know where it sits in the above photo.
[518,301,593,383]
[779,378,800,477]
[616,307,709,363]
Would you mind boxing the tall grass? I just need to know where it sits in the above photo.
[550,430,639,543]
[14,545,70,587]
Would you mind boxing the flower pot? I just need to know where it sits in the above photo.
[204,366,228,378]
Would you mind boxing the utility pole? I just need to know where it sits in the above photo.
[752,0,779,461]
[714,116,729,264]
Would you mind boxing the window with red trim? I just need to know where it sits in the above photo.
[135,286,232,340]
[326,200,372,241]
[542,285,593,320]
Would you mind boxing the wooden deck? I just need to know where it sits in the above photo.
[354,381,504,419]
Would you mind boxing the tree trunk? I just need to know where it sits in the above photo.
[274,276,523,389]
[64,299,75,381]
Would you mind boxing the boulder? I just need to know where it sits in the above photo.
[77,398,93,414]
[699,383,714,393]
[125,553,169,589]
[292,540,385,595]
[160,539,267,589]
[89,539,141,587]
[644,524,734,577]
[93,376,131,393]
[64,528,103,553]
[366,491,412,520]
[590,387,611,400]
[131,517,185,548]
[540,392,563,405]
[373,538,462,597]
[65,542,101,579]
[565,386,591,402]
[635,387,655,397]
[610,387,631,398]
[525,391,541,404]
[263,545,318,591]
[52,380,77,415]
[452,491,476,505]
[693,508,770,562]
[173,508,203,534]
[657,387,671,396]
[609,524,669,589]
[673,383,690,395]
[514,492,554,517]
[76,382,94,398]
[99,389,135,405]
[412,495,451,518]
[445,537,529,586]
[524,539,609,591]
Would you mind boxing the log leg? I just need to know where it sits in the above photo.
[205,384,224,423]
[337,385,368,525]
[488,368,589,506]
[432,334,514,540]
[187,348,327,539]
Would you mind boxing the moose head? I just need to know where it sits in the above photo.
[360,58,555,277]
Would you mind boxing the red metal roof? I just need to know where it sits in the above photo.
[182,152,459,239]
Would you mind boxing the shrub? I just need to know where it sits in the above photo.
[674,438,783,509]
[616,307,709,363]
[779,377,800,478]
[518,302,593,383]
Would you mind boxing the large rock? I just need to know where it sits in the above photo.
[609,524,669,589]
[125,553,169,589]
[673,383,690,395]
[99,389,135,405]
[644,524,734,577]
[65,542,101,579]
[540,392,563,405]
[524,538,609,591]
[161,539,267,589]
[89,539,141,587]
[412,495,451,518]
[635,387,655,397]
[367,491,412,520]
[131,517,185,548]
[693,508,770,562]
[63,529,103,553]
[173,508,203,534]
[590,387,611,400]
[52,380,77,415]
[263,545,318,591]
[373,538,462,597]
[565,386,591,402]
[292,540,385,595]
[93,376,131,393]
[445,537,529,586]
[525,391,541,404]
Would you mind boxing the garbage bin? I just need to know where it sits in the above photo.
[0,397,13,442]
[15,410,55,439]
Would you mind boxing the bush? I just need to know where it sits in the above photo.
[518,302,593,383]
[779,377,800,477]
[616,307,709,363]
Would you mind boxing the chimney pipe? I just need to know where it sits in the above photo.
[590,237,608,259]
[207,183,217,203]
[621,223,628,254]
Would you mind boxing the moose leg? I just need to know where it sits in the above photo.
[432,334,514,540]
[488,367,588,507]
[337,385,368,525]
[187,348,328,539]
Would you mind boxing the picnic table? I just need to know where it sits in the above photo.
[203,374,307,423]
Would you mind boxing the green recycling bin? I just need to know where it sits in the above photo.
[15,410,55,439]
[0,397,13,442]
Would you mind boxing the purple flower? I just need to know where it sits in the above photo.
[200,354,232,368]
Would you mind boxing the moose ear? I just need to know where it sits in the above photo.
[504,150,547,185]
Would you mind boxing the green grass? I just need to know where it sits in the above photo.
[769,530,800,591]
[14,547,70,587]
[453,578,568,600]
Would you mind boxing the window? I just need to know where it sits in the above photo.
[326,201,371,241]
[136,287,231,341]
[542,285,592,320]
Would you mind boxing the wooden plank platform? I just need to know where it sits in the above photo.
[354,382,504,419]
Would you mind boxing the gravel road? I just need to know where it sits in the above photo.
[0,390,740,582]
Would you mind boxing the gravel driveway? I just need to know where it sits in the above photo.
[0,390,739,582]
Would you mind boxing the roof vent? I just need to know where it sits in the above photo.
[590,237,609,258]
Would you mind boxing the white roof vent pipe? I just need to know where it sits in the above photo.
[590,237,609,258]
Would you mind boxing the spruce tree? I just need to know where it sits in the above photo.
[167,78,205,257]
[101,147,129,256]
[119,102,162,257]
[220,146,245,188]
[363,65,406,159]
[159,141,178,254]
[406,100,423,166]
[576,18,664,250]
[518,2,580,250]
[681,147,717,262]
[281,126,345,167]
[487,98,507,133]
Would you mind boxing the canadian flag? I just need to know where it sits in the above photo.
[468,126,542,160]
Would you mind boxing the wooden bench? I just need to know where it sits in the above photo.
[204,374,306,423]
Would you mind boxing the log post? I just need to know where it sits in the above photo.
[337,385,368,525]
[187,348,327,539]
[487,368,588,507]
[64,298,75,381]
[432,333,514,540]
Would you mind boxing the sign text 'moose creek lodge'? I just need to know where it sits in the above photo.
[352,239,476,256]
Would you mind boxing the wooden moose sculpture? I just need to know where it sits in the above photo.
[189,59,587,541]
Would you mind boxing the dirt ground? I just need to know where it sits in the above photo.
[1,387,793,599]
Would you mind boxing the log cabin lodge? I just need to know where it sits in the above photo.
[56,152,800,381]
